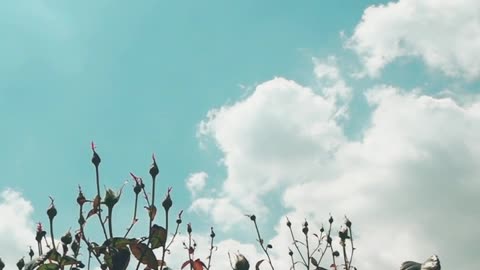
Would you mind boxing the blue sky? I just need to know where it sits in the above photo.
[1,1,479,270]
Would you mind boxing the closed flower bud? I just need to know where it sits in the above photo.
[16,258,25,270]
[104,188,121,209]
[302,226,309,235]
[47,197,57,221]
[329,216,334,224]
[286,218,291,228]
[288,249,293,256]
[210,227,216,238]
[28,247,34,260]
[345,217,352,228]
[162,188,173,212]
[91,142,101,167]
[149,154,159,178]
[320,226,325,233]
[61,231,73,245]
[187,223,192,234]
[77,187,86,206]
[250,215,256,221]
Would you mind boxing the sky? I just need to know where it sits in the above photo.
[1,0,479,269]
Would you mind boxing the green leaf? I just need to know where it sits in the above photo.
[45,249,61,262]
[112,248,131,270]
[129,242,158,269]
[37,263,60,270]
[103,237,136,249]
[150,225,167,249]
[60,255,79,266]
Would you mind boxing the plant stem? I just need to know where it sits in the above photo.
[305,232,310,270]
[287,224,308,268]
[348,227,355,270]
[160,210,169,270]
[108,207,114,239]
[94,166,108,241]
[49,218,55,250]
[252,218,275,270]
[124,193,139,238]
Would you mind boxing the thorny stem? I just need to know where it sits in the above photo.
[94,165,109,241]
[124,193,139,238]
[287,218,308,268]
[342,239,348,270]
[165,215,182,251]
[329,244,337,270]
[188,229,193,270]
[349,227,355,270]
[251,217,275,270]
[206,227,215,270]
[317,223,332,265]
[135,175,157,270]
[289,250,296,270]
[78,204,103,267]
[305,230,310,270]
[160,209,169,270]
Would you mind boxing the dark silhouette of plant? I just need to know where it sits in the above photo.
[0,144,366,270]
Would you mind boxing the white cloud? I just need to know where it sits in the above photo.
[0,189,36,267]
[197,71,480,269]
[186,172,208,197]
[347,0,480,79]
[196,76,345,221]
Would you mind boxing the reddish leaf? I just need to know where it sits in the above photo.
[193,259,206,270]
[129,242,158,269]
[181,260,192,269]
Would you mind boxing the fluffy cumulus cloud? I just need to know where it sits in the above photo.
[196,58,480,269]
[194,69,347,228]
[186,172,208,197]
[0,189,37,266]
[347,0,480,79]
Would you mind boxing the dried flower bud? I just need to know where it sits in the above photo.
[327,235,332,244]
[35,223,46,243]
[320,226,325,233]
[210,227,216,238]
[77,186,86,206]
[288,249,293,256]
[234,254,250,270]
[302,226,309,235]
[250,215,256,221]
[91,142,101,167]
[286,218,291,228]
[162,188,173,212]
[329,215,334,224]
[47,197,57,221]
[187,223,192,234]
[61,231,73,245]
[28,247,34,260]
[333,251,340,257]
[16,258,25,270]
[345,217,352,228]
[149,154,159,178]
